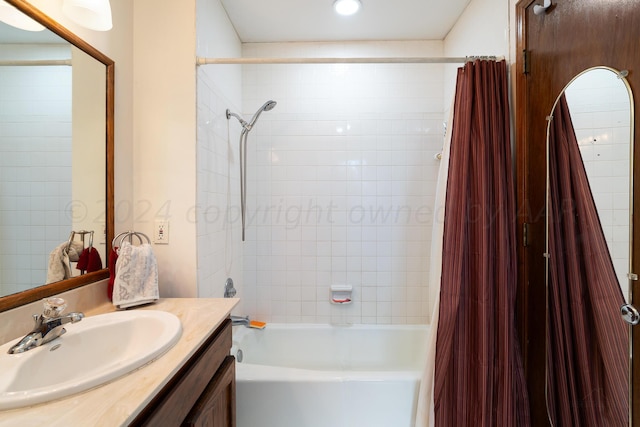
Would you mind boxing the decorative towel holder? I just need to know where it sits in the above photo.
[112,230,151,251]
[66,230,94,253]
[330,284,353,304]
[111,230,158,310]
[66,230,95,274]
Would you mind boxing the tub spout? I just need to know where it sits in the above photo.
[231,315,250,327]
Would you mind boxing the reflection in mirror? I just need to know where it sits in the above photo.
[0,0,113,312]
[0,22,106,296]
[564,68,632,302]
[545,66,632,426]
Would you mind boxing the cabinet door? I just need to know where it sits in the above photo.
[131,319,232,427]
[183,356,236,427]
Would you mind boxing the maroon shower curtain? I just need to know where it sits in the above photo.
[434,60,530,426]
[546,94,628,426]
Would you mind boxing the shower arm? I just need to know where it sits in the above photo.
[226,110,249,129]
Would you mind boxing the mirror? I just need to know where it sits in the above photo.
[562,68,633,302]
[545,66,632,425]
[0,0,113,312]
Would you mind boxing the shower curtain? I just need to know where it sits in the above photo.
[421,59,530,426]
[546,94,628,426]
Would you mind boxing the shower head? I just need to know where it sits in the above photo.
[247,100,277,129]
[262,100,277,112]
[226,100,277,132]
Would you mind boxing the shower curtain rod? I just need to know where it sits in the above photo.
[0,59,72,66]
[196,56,502,65]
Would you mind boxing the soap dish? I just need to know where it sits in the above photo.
[330,284,352,304]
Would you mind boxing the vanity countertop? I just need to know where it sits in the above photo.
[0,297,238,426]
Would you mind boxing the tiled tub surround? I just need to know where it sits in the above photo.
[196,41,445,325]
[0,281,237,426]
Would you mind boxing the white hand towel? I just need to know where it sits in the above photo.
[46,241,84,284]
[112,241,159,309]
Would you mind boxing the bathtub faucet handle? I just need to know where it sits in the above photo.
[224,278,237,298]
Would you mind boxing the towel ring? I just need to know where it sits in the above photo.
[76,230,93,250]
[64,231,76,254]
[65,229,95,257]
[136,232,151,244]
[115,231,143,248]
[112,231,129,248]
[113,231,151,250]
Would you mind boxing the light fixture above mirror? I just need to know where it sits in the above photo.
[0,0,112,31]
[0,1,43,31]
[62,0,112,31]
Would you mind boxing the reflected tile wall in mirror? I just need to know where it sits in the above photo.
[0,45,73,295]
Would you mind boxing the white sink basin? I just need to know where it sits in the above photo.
[0,310,182,410]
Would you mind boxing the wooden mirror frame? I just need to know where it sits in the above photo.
[0,0,114,312]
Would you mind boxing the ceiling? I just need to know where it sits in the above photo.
[0,0,472,44]
[220,0,472,43]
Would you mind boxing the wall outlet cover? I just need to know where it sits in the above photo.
[154,220,169,244]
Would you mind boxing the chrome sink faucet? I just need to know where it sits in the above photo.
[8,298,84,354]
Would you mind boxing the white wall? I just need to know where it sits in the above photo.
[443,0,512,114]
[130,0,198,297]
[195,0,245,305]
[28,0,135,238]
[30,0,198,298]
[239,41,444,324]
[18,0,519,306]
[191,0,514,324]
[72,46,107,265]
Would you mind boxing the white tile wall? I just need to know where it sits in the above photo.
[0,46,72,294]
[196,0,245,305]
[565,68,632,301]
[239,41,445,324]
[196,68,245,308]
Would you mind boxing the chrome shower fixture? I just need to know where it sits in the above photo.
[226,100,277,241]
[225,110,248,128]
[226,100,277,132]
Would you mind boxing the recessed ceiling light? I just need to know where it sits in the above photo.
[334,0,361,16]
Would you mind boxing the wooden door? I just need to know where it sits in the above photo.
[515,0,640,425]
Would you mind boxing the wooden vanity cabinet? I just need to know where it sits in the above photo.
[183,355,236,426]
[131,318,235,427]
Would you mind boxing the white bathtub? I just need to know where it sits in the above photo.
[232,323,429,427]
